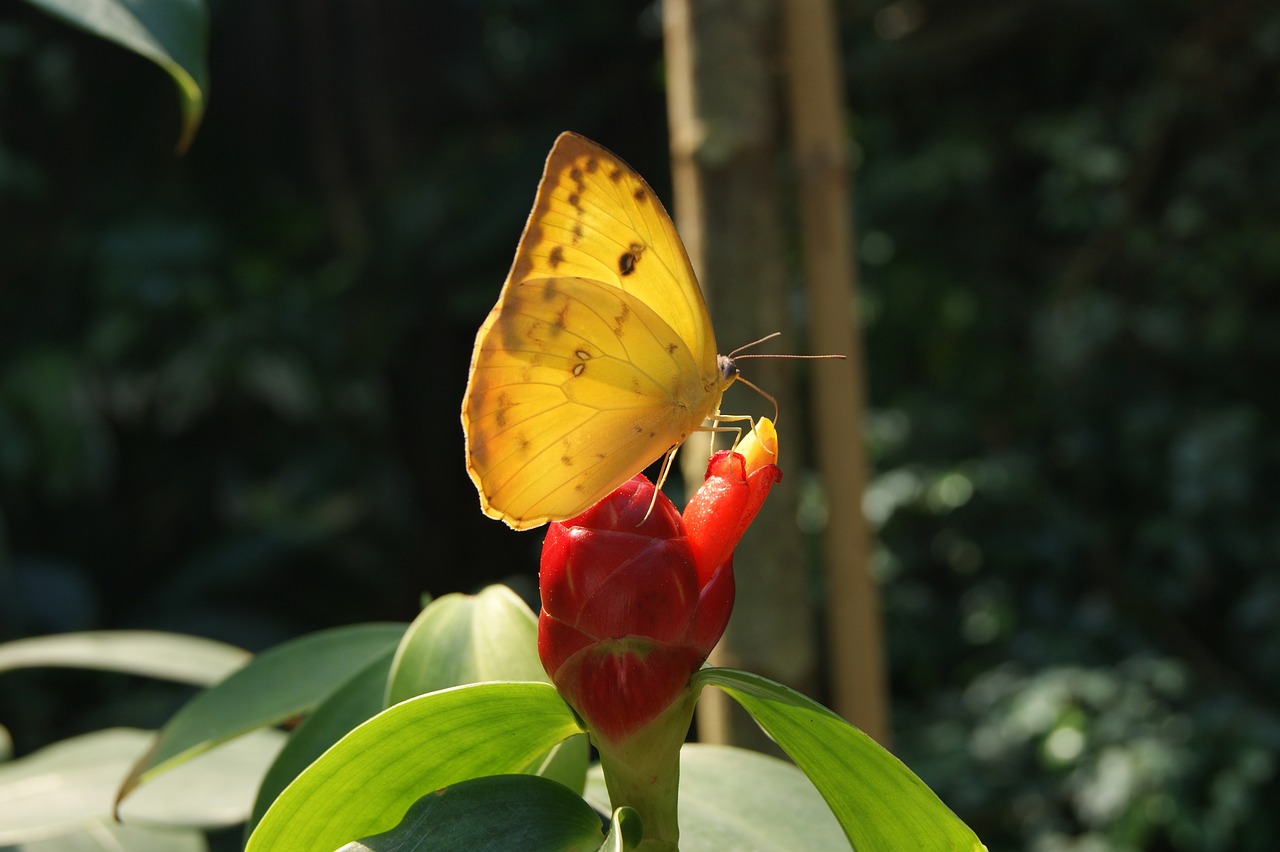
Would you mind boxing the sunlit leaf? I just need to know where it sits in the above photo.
[584,743,848,851]
[601,806,642,852]
[385,586,588,794]
[0,727,282,844]
[116,623,406,805]
[246,650,396,838]
[10,821,207,851]
[385,585,546,703]
[120,729,285,827]
[695,668,986,851]
[0,631,249,686]
[0,729,151,844]
[246,682,583,852]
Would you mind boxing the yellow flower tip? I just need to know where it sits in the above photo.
[738,417,779,473]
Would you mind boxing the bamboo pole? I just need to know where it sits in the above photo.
[781,0,891,746]
[663,0,818,751]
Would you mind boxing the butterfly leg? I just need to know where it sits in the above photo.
[702,413,755,452]
[634,445,684,526]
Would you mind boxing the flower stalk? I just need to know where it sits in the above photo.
[537,420,782,847]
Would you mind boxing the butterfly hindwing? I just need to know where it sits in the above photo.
[465,276,713,527]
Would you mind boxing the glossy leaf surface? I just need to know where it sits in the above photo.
[0,631,248,686]
[697,668,986,851]
[117,623,405,804]
[338,775,604,852]
[246,681,583,852]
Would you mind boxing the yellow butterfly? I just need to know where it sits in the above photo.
[461,131,743,530]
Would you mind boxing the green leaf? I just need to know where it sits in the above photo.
[527,732,590,798]
[695,668,986,852]
[246,682,584,852]
[0,729,152,844]
[601,806,643,852]
[246,649,397,838]
[0,727,282,845]
[18,0,209,151]
[117,623,406,804]
[0,631,249,686]
[583,743,848,851]
[386,585,546,703]
[385,585,588,794]
[120,729,285,827]
[8,821,208,851]
[337,775,605,852]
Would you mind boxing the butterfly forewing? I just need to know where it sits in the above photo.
[508,133,718,378]
[462,132,727,529]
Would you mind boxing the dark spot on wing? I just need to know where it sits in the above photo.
[619,241,645,277]
[494,391,510,428]
[548,246,565,269]
[633,188,647,203]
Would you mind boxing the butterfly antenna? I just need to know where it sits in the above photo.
[727,332,783,359]
[733,352,848,362]
[728,334,846,424]
[729,331,847,365]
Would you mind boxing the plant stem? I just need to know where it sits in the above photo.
[593,690,697,851]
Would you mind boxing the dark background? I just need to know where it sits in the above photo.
[2,1,1278,849]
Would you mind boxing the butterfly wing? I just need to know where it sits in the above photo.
[462,132,724,529]
[465,277,713,527]
[504,132,718,370]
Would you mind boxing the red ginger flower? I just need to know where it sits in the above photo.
[537,421,781,744]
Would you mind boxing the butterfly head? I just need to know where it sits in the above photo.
[717,353,740,389]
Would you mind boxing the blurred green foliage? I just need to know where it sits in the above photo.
[1,0,1277,849]
[851,1,1280,849]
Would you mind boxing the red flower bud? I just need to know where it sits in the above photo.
[537,420,782,744]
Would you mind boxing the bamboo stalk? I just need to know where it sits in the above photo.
[781,0,891,746]
[663,0,819,751]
